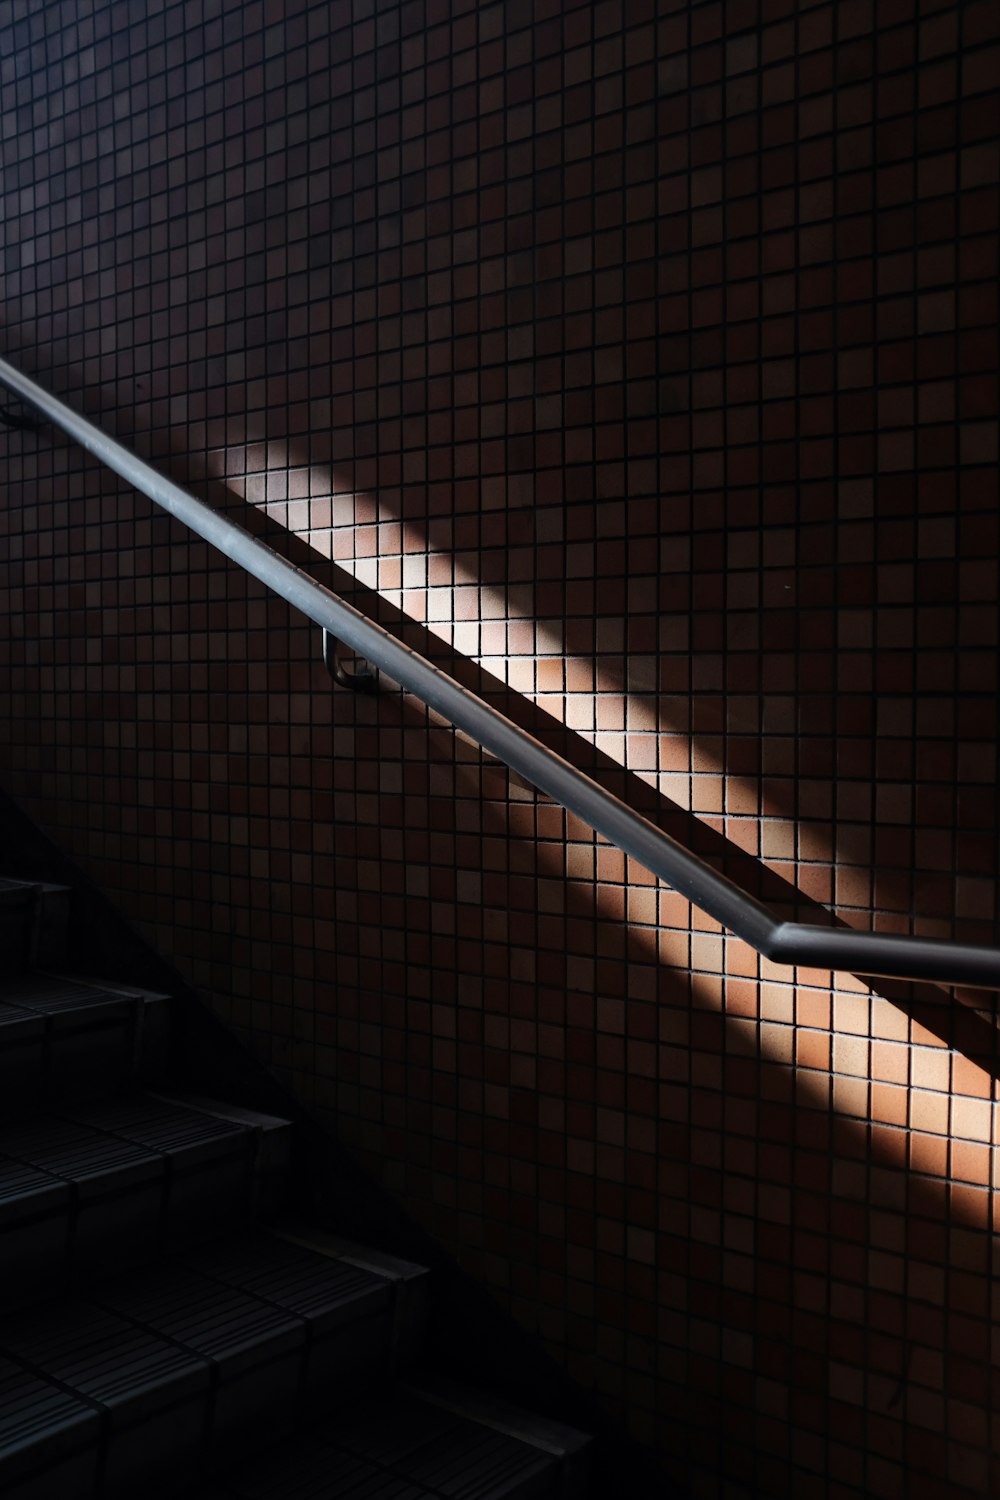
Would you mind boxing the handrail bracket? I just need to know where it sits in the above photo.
[322,629,378,693]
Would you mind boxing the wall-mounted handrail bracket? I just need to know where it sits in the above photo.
[322,628,378,692]
[0,351,997,992]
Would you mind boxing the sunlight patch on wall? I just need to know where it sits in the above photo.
[215,445,715,810]
[209,442,894,932]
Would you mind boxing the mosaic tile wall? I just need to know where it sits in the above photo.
[1,0,998,1494]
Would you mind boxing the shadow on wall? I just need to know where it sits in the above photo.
[1,0,999,1492]
[179,404,998,955]
[4,349,998,1096]
[3,339,1000,1492]
[474,783,998,1492]
[17,338,976,953]
[157,383,999,967]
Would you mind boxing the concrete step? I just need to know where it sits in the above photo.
[270,1221,431,1371]
[179,1382,592,1500]
[0,1093,292,1300]
[395,1374,593,1498]
[0,1229,429,1500]
[0,974,170,1113]
[0,868,596,1499]
[0,1352,101,1500]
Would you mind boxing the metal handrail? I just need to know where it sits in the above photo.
[1,354,997,990]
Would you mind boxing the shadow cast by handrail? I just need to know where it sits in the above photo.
[3,365,999,1498]
[1,367,997,1070]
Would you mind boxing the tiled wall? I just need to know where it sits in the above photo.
[2,0,999,1494]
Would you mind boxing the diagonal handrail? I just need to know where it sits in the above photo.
[0,354,997,991]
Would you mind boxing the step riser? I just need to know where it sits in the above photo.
[0,1102,288,1306]
[209,1350,303,1458]
[8,1450,100,1500]
[35,888,71,973]
[0,884,70,975]
[303,1310,395,1411]
[160,1148,258,1253]
[0,989,171,1120]
[0,1185,233,1302]
[0,889,36,974]
[0,1017,136,1117]
[105,1397,210,1499]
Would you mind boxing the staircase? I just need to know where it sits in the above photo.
[0,876,592,1499]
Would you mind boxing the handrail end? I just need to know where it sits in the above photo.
[761,920,1000,993]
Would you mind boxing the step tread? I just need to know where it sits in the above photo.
[0,1003,46,1031]
[64,1095,251,1154]
[0,1092,281,1242]
[0,976,150,1116]
[0,976,129,1017]
[398,1375,593,1463]
[0,1354,96,1450]
[0,1115,159,1183]
[0,880,66,895]
[0,1158,63,1206]
[0,972,122,1008]
[199,1388,565,1500]
[0,1299,208,1409]
[182,1231,393,1324]
[93,1259,304,1361]
[223,1440,438,1498]
[374,1425,552,1499]
[0,1093,255,1189]
[0,1232,392,1413]
[314,1391,469,1466]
